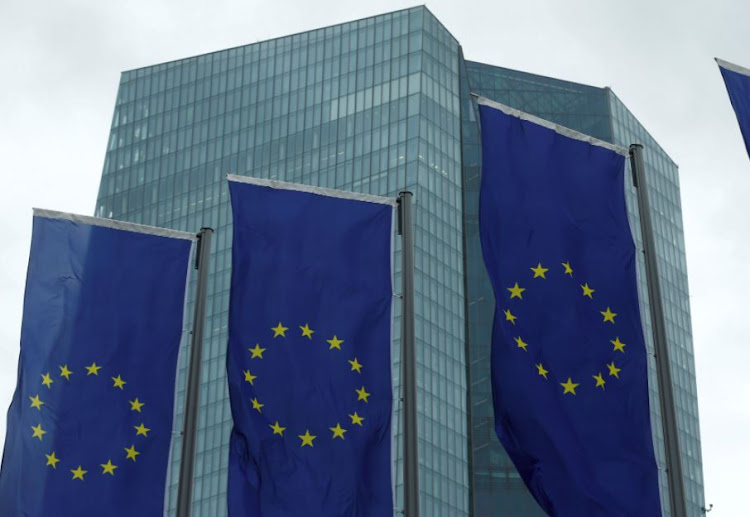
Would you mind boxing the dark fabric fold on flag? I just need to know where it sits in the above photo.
[478,102,662,517]
[0,213,192,516]
[227,179,393,517]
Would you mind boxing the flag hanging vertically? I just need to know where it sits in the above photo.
[0,210,194,516]
[226,176,395,517]
[477,98,662,516]
[717,58,750,159]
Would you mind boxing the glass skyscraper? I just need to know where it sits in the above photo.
[95,6,704,516]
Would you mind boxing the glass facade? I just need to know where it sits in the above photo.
[94,6,703,516]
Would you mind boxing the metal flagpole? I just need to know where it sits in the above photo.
[398,192,420,517]
[629,145,688,517]
[176,227,214,517]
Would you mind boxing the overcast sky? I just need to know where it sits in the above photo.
[1,0,747,513]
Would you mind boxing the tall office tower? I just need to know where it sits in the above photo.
[95,6,704,516]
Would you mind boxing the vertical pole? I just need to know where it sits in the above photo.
[629,145,688,517]
[398,192,419,517]
[176,227,213,517]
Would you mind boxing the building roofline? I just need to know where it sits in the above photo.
[122,5,432,75]
[465,59,608,93]
[420,5,460,46]
[606,88,679,168]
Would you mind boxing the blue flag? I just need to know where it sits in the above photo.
[718,58,750,160]
[227,176,394,517]
[0,210,194,516]
[477,99,661,516]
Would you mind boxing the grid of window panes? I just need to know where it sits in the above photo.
[462,62,705,516]
[95,6,470,516]
[410,9,470,517]
[610,91,705,517]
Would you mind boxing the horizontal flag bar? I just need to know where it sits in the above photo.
[33,208,197,241]
[227,174,398,207]
[474,95,629,157]
[716,57,750,77]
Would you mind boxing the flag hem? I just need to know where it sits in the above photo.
[226,175,398,207]
[33,208,197,241]
[475,96,629,157]
[388,205,397,514]
[162,238,197,517]
[716,57,750,77]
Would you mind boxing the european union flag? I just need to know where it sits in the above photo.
[477,99,661,516]
[226,176,395,517]
[0,210,194,516]
[718,58,750,160]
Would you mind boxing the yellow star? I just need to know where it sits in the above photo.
[71,465,87,481]
[100,460,118,476]
[41,373,53,389]
[507,282,526,300]
[243,370,257,384]
[31,424,46,441]
[134,423,151,437]
[124,445,140,462]
[112,375,126,390]
[248,344,266,359]
[610,337,626,353]
[129,398,145,412]
[271,322,288,338]
[59,365,73,380]
[269,421,286,436]
[581,283,595,299]
[562,262,573,276]
[607,362,621,379]
[354,386,372,403]
[330,423,347,440]
[251,397,264,413]
[85,362,102,376]
[514,336,528,351]
[348,358,363,373]
[300,323,315,339]
[531,263,549,279]
[29,394,44,410]
[298,429,316,447]
[355,386,371,403]
[349,412,365,426]
[327,335,344,350]
[560,377,579,395]
[45,451,60,469]
[503,309,517,325]
[601,307,617,324]
[593,373,606,389]
[536,363,549,380]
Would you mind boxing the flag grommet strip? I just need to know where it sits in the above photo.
[227,174,398,207]
[716,57,750,77]
[475,96,629,157]
[32,208,196,241]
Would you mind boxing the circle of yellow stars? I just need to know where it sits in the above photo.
[244,321,368,448]
[504,261,625,396]
[28,362,151,481]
